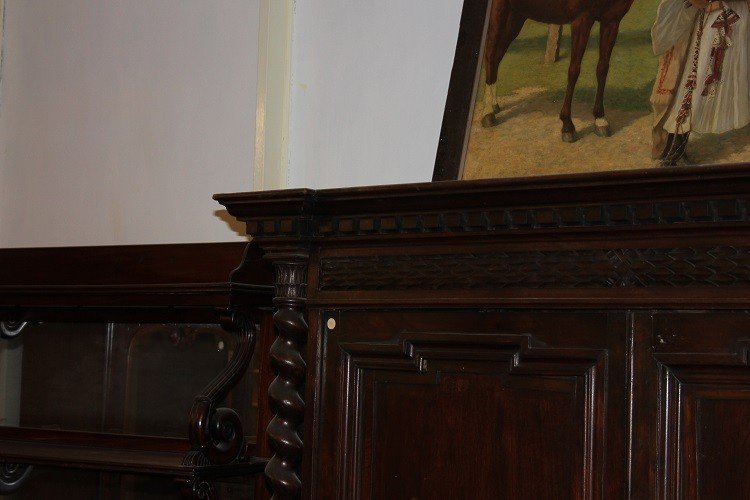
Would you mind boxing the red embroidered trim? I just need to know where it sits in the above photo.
[702,7,739,95]
[656,48,676,95]
[676,9,707,127]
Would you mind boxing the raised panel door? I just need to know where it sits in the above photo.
[311,310,628,500]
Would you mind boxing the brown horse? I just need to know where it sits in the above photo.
[481,0,635,142]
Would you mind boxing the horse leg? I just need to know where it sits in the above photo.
[559,15,594,142]
[593,19,621,137]
[482,3,526,128]
[482,0,510,127]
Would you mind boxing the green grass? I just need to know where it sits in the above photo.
[486,0,662,112]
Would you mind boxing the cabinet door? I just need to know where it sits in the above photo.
[311,310,627,500]
[633,312,750,499]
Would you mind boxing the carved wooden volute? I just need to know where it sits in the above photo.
[184,310,259,469]
[0,322,33,494]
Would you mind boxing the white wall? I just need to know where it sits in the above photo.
[0,0,259,247]
[286,0,464,189]
[0,0,466,247]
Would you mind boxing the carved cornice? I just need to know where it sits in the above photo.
[320,198,748,235]
[319,247,750,291]
[215,165,750,242]
[222,197,750,241]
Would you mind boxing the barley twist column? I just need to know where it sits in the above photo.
[265,252,308,499]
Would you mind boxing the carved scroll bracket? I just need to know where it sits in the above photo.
[264,250,309,500]
[180,475,215,500]
[0,463,33,495]
[0,321,28,339]
[0,326,32,493]
[184,309,258,470]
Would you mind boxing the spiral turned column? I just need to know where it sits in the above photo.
[265,252,309,500]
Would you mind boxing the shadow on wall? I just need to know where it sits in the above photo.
[213,210,249,239]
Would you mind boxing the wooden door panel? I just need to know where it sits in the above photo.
[642,313,750,499]
[314,311,625,500]
[694,397,750,497]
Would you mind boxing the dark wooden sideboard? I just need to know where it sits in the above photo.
[216,164,750,500]
[0,243,276,499]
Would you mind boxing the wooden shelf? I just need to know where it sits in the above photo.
[0,428,266,479]
[0,243,274,316]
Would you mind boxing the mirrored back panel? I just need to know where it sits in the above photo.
[0,322,259,439]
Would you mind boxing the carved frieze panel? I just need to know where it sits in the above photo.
[320,247,750,291]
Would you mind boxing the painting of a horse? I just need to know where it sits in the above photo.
[482,0,635,142]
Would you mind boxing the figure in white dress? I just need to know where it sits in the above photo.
[650,0,750,165]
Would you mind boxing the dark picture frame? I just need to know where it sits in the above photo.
[432,0,750,181]
[433,0,492,182]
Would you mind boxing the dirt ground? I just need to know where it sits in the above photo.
[463,86,750,180]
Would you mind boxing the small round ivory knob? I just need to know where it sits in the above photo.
[326,318,337,331]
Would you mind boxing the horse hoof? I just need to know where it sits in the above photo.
[595,125,611,137]
[562,131,577,143]
[482,113,500,128]
[493,104,501,114]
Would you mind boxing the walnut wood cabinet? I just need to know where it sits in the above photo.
[216,165,750,499]
[0,243,276,499]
